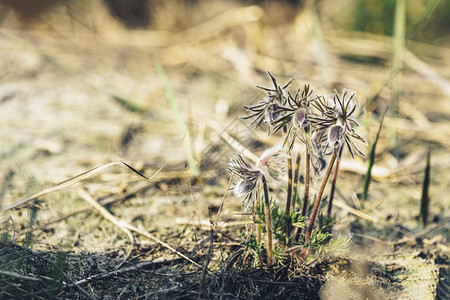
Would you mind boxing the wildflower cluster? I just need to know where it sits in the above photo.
[228,72,366,265]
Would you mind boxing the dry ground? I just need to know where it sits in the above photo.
[0,1,448,299]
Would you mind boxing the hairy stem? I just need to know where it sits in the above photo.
[292,152,301,211]
[302,134,311,217]
[327,147,342,217]
[256,189,261,245]
[285,155,293,214]
[304,148,338,245]
[261,175,273,265]
[284,154,293,244]
[296,134,311,242]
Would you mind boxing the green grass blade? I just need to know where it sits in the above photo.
[112,95,145,113]
[365,66,403,108]
[361,108,387,208]
[152,59,198,175]
[408,0,441,40]
[310,5,329,88]
[420,148,431,227]
[390,0,406,149]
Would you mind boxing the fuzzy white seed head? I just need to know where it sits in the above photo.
[234,178,258,197]
[257,146,288,181]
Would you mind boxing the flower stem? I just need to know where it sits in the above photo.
[256,190,262,244]
[327,147,342,217]
[284,153,293,244]
[261,175,273,265]
[292,152,301,211]
[285,155,293,214]
[302,138,311,218]
[304,148,338,245]
[296,133,311,242]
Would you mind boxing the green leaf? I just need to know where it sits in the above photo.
[361,108,387,207]
[420,148,431,227]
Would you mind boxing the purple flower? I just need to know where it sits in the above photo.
[228,154,261,210]
[310,90,367,158]
[328,124,345,148]
[293,108,308,128]
[265,103,282,124]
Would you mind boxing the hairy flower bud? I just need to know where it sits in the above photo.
[328,125,345,147]
[265,103,281,123]
[228,154,262,210]
[293,108,307,128]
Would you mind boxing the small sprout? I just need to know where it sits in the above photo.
[420,148,431,227]
[317,234,352,258]
[361,108,387,207]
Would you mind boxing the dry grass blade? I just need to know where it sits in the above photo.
[2,161,147,212]
[1,134,184,217]
[403,49,450,97]
[0,270,44,283]
[78,188,134,269]
[79,189,206,272]
[13,181,157,237]
[333,200,377,223]
[214,176,233,225]
[365,66,404,107]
